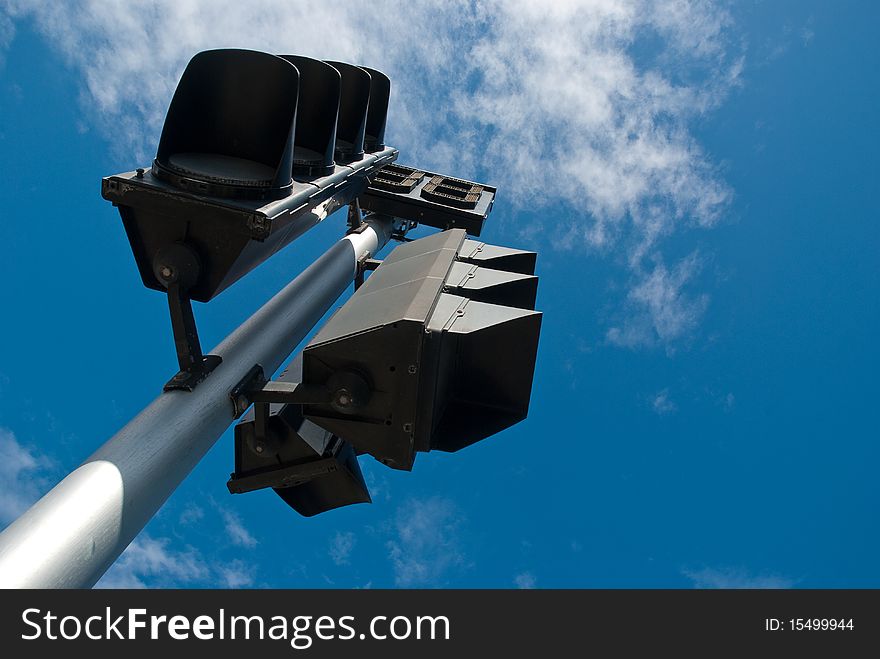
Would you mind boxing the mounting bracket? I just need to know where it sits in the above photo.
[354,257,382,291]
[230,363,370,446]
[153,242,223,392]
[347,198,364,230]
[162,281,222,392]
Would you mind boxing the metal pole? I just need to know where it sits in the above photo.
[0,215,394,588]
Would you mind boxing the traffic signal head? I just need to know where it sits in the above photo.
[359,67,390,153]
[228,358,371,517]
[102,49,397,302]
[279,55,340,178]
[325,61,371,164]
[153,49,298,199]
[301,229,542,471]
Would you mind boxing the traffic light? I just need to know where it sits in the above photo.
[325,61,371,164]
[101,48,397,389]
[102,49,397,304]
[153,48,298,199]
[228,357,370,517]
[279,55,340,178]
[300,229,542,471]
[100,48,541,514]
[359,67,390,153]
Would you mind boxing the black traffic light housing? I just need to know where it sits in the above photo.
[102,48,396,390]
[326,60,371,164]
[301,229,541,471]
[152,49,298,199]
[104,49,397,304]
[360,67,390,153]
[280,55,341,178]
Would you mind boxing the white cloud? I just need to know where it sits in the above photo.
[99,504,262,587]
[607,252,709,350]
[386,497,465,587]
[449,2,736,235]
[97,534,210,589]
[178,502,205,525]
[721,392,736,412]
[220,508,258,548]
[800,26,815,46]
[651,388,677,415]
[514,572,537,589]
[683,566,794,589]
[217,559,256,588]
[1,0,741,348]
[0,427,56,526]
[329,531,356,566]
[0,9,13,58]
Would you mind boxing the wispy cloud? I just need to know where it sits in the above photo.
[721,392,736,412]
[217,559,256,588]
[514,572,537,589]
[607,252,709,351]
[0,427,56,526]
[386,497,465,587]
[329,531,356,566]
[97,532,260,589]
[683,566,795,589]
[97,534,210,589]
[220,508,258,548]
[0,9,13,64]
[1,0,741,348]
[651,388,678,415]
[178,503,205,525]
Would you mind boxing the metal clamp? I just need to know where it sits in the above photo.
[230,364,371,443]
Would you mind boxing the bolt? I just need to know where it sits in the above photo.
[236,395,249,412]
[254,443,264,454]
[160,265,174,280]
[135,168,144,178]
[408,364,417,374]
[403,423,413,433]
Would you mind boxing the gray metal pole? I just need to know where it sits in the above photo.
[0,215,394,588]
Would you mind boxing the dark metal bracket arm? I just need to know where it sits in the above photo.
[163,282,222,392]
[347,199,364,230]
[354,257,382,290]
[231,363,371,444]
[230,364,332,444]
[231,365,333,415]
[390,219,417,242]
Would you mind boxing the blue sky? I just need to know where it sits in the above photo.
[0,0,877,588]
